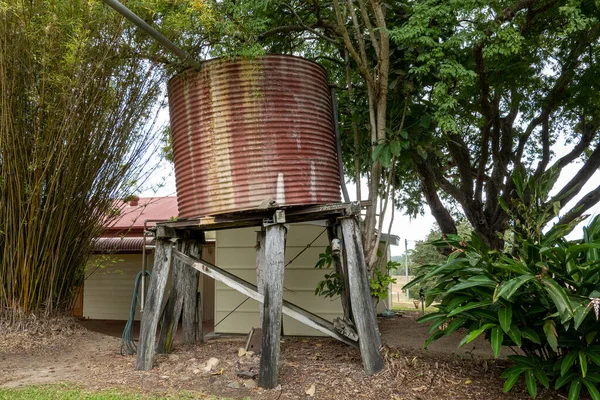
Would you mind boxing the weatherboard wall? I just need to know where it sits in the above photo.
[214,224,345,336]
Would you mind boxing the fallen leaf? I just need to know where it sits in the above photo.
[411,386,427,392]
[464,379,471,384]
[306,384,316,397]
[211,368,224,375]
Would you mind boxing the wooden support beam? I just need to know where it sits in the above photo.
[172,250,357,347]
[157,240,203,353]
[182,241,202,344]
[136,239,173,370]
[159,202,365,231]
[327,220,352,321]
[340,217,384,376]
[258,223,286,389]
[255,230,266,327]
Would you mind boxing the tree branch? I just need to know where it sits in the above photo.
[533,116,550,179]
[447,133,474,198]
[558,184,600,226]
[552,122,597,171]
[551,140,600,207]
[414,161,457,236]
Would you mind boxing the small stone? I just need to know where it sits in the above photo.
[203,357,220,372]
[243,379,257,388]
[161,375,169,380]
[227,381,241,389]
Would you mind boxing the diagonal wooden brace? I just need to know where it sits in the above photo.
[172,249,358,348]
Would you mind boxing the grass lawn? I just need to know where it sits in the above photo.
[391,302,438,313]
[0,385,245,400]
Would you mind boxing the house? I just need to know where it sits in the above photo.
[79,196,396,337]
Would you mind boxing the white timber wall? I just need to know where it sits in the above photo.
[215,223,345,336]
[83,253,152,321]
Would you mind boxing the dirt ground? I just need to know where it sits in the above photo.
[0,312,569,399]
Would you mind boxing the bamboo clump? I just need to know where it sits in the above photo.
[0,0,165,326]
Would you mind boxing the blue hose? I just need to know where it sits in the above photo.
[120,270,151,355]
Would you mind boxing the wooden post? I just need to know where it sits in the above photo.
[158,239,202,353]
[258,223,286,389]
[340,217,384,376]
[136,238,173,370]
[327,220,352,321]
[255,229,266,327]
[182,240,201,344]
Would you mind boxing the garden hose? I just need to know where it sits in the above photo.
[120,270,151,355]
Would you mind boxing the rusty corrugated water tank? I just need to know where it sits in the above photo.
[168,55,341,218]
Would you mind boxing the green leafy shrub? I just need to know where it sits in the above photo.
[406,173,600,399]
[314,246,397,301]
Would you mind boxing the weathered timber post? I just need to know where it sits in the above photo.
[136,238,173,370]
[327,220,352,321]
[182,239,202,344]
[258,221,287,389]
[255,229,266,327]
[158,238,203,353]
[339,216,384,375]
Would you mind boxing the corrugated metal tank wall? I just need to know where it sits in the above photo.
[168,55,341,218]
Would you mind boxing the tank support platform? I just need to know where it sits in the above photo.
[135,202,384,388]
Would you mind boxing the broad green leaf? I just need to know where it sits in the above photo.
[579,352,588,378]
[502,366,526,393]
[427,317,449,333]
[422,258,469,281]
[568,378,582,400]
[574,302,593,329]
[566,243,600,262]
[423,330,444,348]
[389,140,402,157]
[555,371,576,389]
[561,352,578,376]
[494,274,535,302]
[533,368,550,389]
[521,327,541,344]
[541,276,573,323]
[501,365,528,379]
[586,372,600,383]
[380,146,392,167]
[506,326,522,347]
[544,319,558,352]
[416,312,446,323]
[443,295,470,310]
[498,306,512,333]
[525,370,537,398]
[587,331,598,345]
[458,323,496,347]
[443,316,467,336]
[491,325,503,358]
[583,350,600,367]
[447,299,493,317]
[583,379,600,400]
[508,355,539,368]
[447,275,496,293]
[371,143,385,162]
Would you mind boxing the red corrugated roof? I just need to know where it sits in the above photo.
[106,197,178,231]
